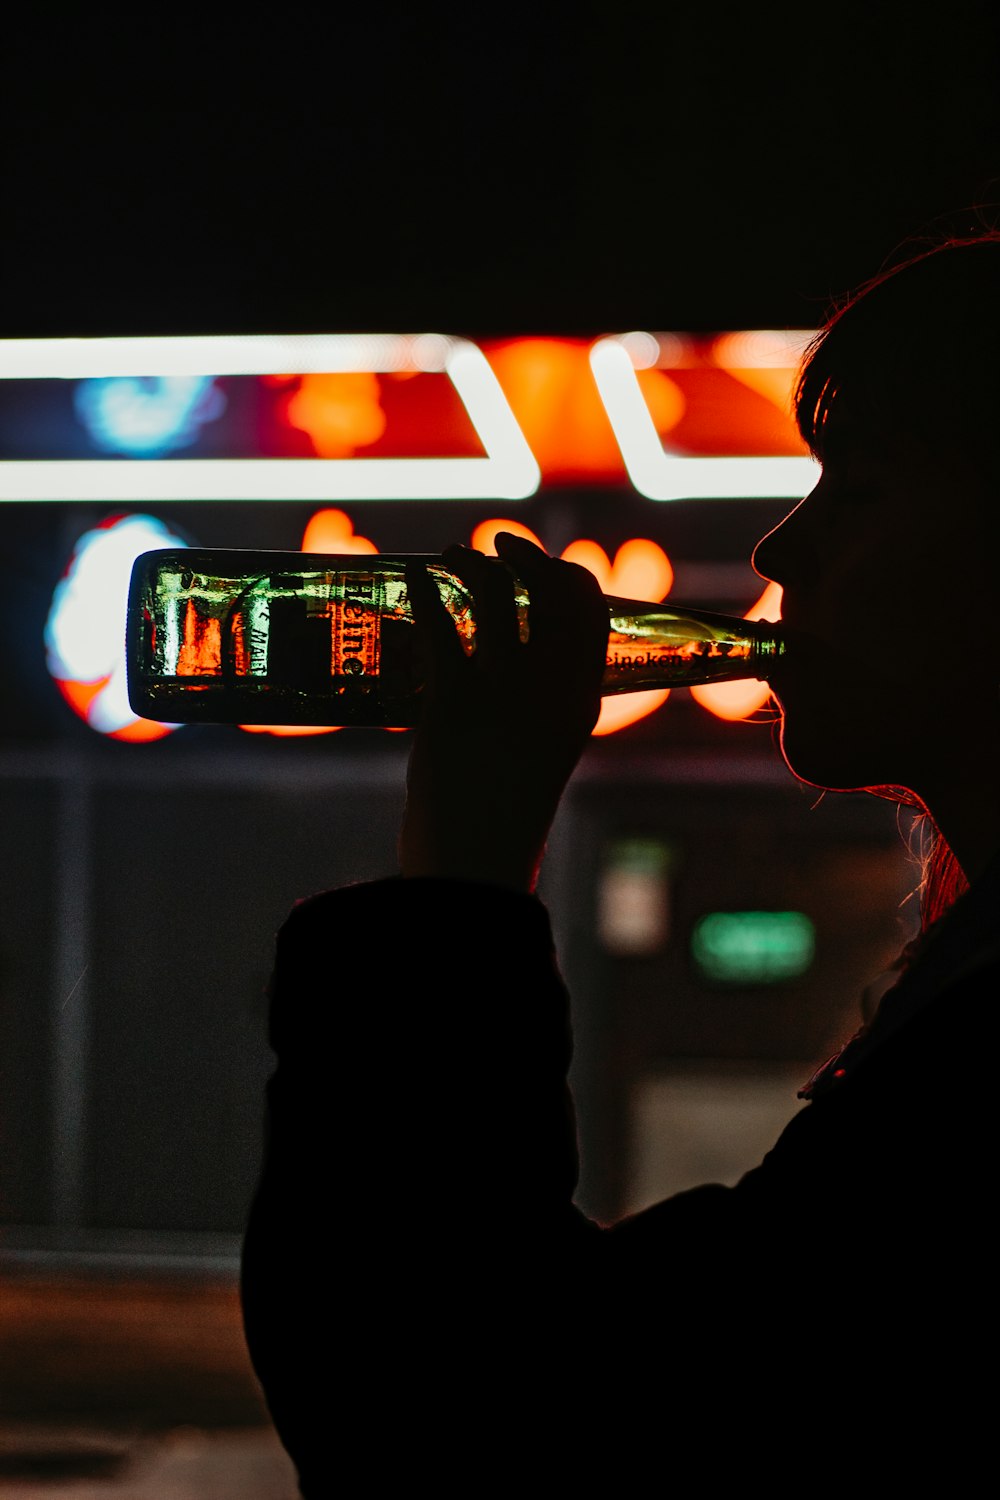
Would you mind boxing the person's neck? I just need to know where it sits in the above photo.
[922,751,1000,887]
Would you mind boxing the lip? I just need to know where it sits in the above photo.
[772,618,823,653]
[765,621,830,685]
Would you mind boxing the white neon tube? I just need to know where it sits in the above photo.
[0,334,540,502]
[589,337,819,502]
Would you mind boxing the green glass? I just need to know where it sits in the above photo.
[126,548,786,728]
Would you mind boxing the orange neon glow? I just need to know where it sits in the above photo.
[283,372,388,456]
[108,716,176,743]
[559,538,675,735]
[561,537,674,602]
[471,521,678,735]
[56,676,174,741]
[592,688,672,737]
[483,339,685,484]
[176,600,222,676]
[707,334,810,454]
[55,681,173,744]
[470,518,543,553]
[472,523,674,605]
[689,581,783,721]
[239,722,339,737]
[300,508,378,555]
[265,369,484,460]
[57,674,110,718]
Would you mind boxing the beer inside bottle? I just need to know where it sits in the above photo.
[127,548,785,728]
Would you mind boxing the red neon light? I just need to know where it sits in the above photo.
[56,677,174,742]
[482,339,688,484]
[265,371,485,458]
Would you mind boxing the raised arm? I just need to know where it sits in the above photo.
[399,532,609,893]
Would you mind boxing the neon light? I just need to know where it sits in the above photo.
[0,335,539,502]
[598,837,673,955]
[468,518,676,737]
[0,334,448,378]
[483,339,627,483]
[589,336,819,501]
[73,375,226,455]
[592,689,672,737]
[281,373,388,456]
[299,508,378,555]
[561,536,674,602]
[691,910,816,983]
[1,330,821,500]
[709,331,810,439]
[483,338,687,484]
[46,513,189,740]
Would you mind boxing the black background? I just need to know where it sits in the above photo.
[3,5,999,340]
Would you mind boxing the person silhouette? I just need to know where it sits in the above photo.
[241,234,1000,1494]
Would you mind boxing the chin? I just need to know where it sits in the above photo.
[777,721,876,792]
[772,685,915,796]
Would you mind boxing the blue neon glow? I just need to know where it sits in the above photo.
[46,513,189,733]
[73,375,226,456]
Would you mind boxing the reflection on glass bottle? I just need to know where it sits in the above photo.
[127,549,785,728]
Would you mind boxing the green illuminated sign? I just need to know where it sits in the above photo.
[691,910,815,984]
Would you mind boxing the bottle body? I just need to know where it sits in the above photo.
[126,548,785,728]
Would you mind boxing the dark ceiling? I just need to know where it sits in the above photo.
[2,6,999,339]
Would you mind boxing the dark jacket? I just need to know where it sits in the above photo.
[242,858,999,1491]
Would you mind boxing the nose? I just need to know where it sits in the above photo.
[751,489,816,588]
[751,519,787,585]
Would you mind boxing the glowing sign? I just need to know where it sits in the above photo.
[73,375,226,455]
[589,332,819,500]
[299,507,378,555]
[1,331,821,502]
[46,513,189,741]
[482,338,685,485]
[0,335,540,502]
[598,838,674,955]
[691,910,816,984]
[275,372,389,456]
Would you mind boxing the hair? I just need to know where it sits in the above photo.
[792,230,1000,930]
[796,229,1000,471]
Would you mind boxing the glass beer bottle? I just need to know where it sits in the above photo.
[126,548,785,728]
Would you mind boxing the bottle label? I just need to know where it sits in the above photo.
[606,642,752,670]
[329,572,381,678]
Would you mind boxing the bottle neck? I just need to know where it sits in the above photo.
[601,596,785,694]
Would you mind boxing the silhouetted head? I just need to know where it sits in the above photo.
[753,234,1000,912]
[796,233,1000,481]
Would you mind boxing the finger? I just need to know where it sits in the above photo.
[497,536,608,658]
[493,532,551,576]
[442,544,521,666]
[405,559,468,692]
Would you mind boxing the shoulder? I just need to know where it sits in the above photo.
[277,875,556,950]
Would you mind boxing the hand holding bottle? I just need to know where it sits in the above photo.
[399,533,609,893]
